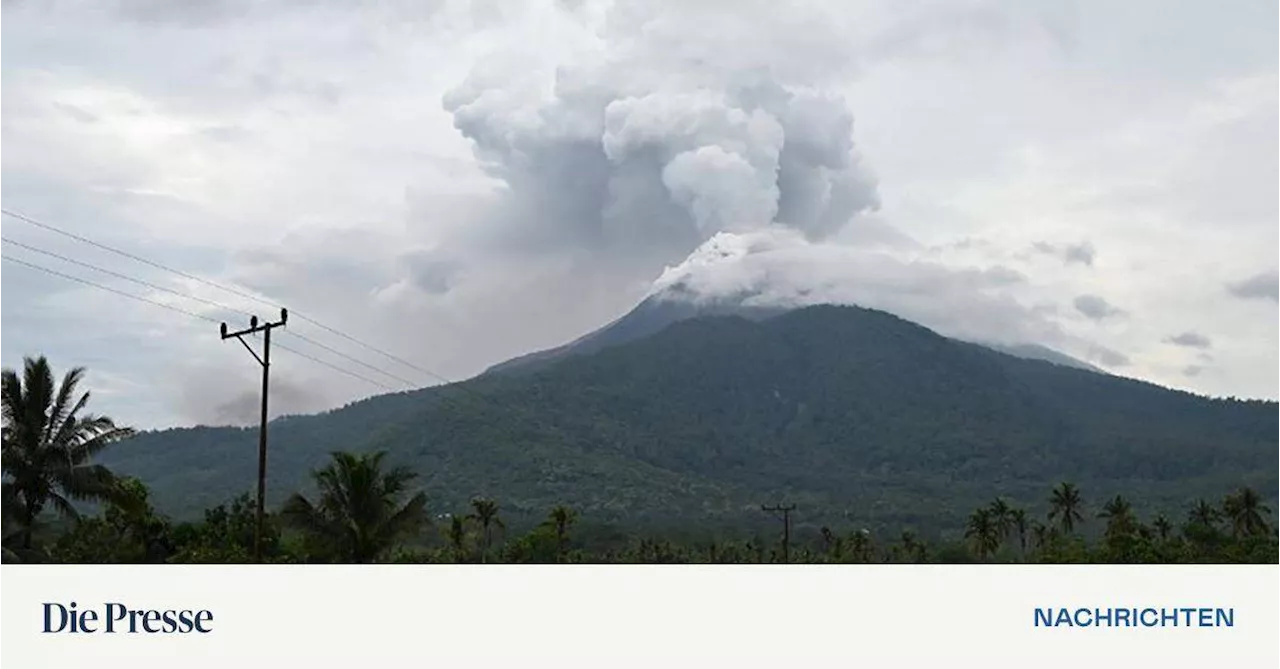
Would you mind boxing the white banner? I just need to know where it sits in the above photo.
[2,565,1276,668]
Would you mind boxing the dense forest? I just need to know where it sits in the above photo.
[2,353,1276,565]
[98,306,1277,537]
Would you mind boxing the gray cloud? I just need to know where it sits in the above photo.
[400,249,463,296]
[1182,365,1203,378]
[1073,294,1125,321]
[1165,331,1212,349]
[1031,240,1095,267]
[1226,270,1278,302]
[1086,344,1130,368]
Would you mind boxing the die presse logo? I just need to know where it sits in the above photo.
[42,602,213,634]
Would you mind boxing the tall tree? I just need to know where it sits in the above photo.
[281,451,428,563]
[1098,494,1133,528]
[1030,521,1051,552]
[1222,488,1271,539]
[1187,499,1220,529]
[1009,508,1029,557]
[989,497,1014,542]
[1151,514,1173,542]
[1,356,134,550]
[467,498,504,563]
[1098,494,1136,544]
[1048,482,1084,535]
[547,504,577,562]
[965,508,1000,561]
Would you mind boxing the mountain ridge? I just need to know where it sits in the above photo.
[483,296,1102,377]
[100,304,1278,535]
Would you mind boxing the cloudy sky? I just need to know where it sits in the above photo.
[1,0,1275,429]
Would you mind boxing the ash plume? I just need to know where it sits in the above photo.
[442,1,880,272]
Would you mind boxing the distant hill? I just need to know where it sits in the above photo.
[101,305,1278,536]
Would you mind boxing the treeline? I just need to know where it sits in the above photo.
[3,356,1276,565]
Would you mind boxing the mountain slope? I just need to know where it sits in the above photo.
[484,294,1099,377]
[101,305,1278,535]
[482,295,787,376]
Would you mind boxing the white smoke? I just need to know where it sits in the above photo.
[647,228,1068,348]
[442,2,880,269]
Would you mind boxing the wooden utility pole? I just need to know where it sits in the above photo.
[220,308,288,563]
[762,503,796,563]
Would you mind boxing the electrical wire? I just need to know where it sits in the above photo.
[2,253,394,390]
[3,207,448,383]
[2,236,254,319]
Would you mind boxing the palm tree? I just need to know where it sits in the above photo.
[1048,482,1084,535]
[1187,498,1220,529]
[989,497,1013,541]
[965,508,1000,561]
[281,451,428,563]
[1010,508,1029,556]
[467,497,504,563]
[547,504,577,561]
[1098,494,1135,539]
[2,356,135,550]
[1152,514,1173,542]
[1221,487,1271,538]
[1030,521,1052,552]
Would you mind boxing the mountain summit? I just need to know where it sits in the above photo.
[485,291,1099,377]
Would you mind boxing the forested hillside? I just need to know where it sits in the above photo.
[101,305,1278,537]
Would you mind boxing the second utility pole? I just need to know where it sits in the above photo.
[762,503,796,563]
[221,308,288,563]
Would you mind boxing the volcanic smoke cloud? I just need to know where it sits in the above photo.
[442,3,880,275]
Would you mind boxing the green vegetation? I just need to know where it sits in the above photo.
[4,302,1278,564]
[97,306,1278,537]
[280,450,429,564]
[2,356,136,558]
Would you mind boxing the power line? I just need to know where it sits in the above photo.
[2,236,254,319]
[1,253,393,390]
[3,207,277,308]
[274,342,394,391]
[291,317,455,383]
[285,331,418,388]
[3,254,220,323]
[2,235,416,389]
[2,207,446,382]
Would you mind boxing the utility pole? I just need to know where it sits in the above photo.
[220,308,287,563]
[762,503,796,563]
